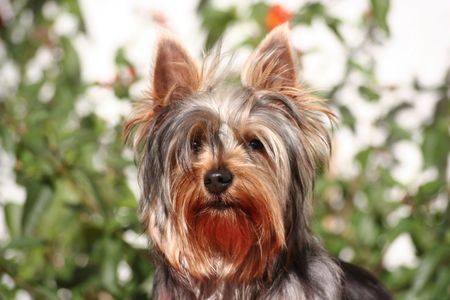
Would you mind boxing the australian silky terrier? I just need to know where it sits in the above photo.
[125,24,391,299]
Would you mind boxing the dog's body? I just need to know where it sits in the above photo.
[125,24,391,299]
[151,257,389,299]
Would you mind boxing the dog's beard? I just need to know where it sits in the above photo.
[167,165,285,282]
[193,199,254,257]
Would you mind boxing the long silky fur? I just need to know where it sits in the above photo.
[124,24,391,300]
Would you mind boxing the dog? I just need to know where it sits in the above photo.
[124,24,391,299]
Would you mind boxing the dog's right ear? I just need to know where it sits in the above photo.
[124,32,201,149]
[152,33,200,106]
[124,33,200,147]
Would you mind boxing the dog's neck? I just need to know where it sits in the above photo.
[152,240,342,300]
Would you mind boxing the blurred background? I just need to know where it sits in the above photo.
[0,0,449,299]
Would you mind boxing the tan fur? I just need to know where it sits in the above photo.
[124,24,344,299]
[242,24,297,90]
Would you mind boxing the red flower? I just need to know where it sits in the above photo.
[152,11,168,27]
[265,5,292,31]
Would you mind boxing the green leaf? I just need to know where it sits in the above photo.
[358,85,380,101]
[338,105,356,131]
[384,121,412,144]
[6,236,44,249]
[325,16,344,42]
[422,118,449,170]
[21,184,53,236]
[355,148,372,171]
[294,2,326,25]
[114,82,130,99]
[356,215,379,247]
[250,2,269,28]
[416,179,445,204]
[59,0,87,33]
[348,58,374,77]
[200,5,237,49]
[61,37,81,85]
[4,203,23,238]
[115,48,129,66]
[100,238,122,294]
[411,247,450,292]
[383,102,413,121]
[370,0,390,35]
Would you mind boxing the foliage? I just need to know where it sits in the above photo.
[1,0,449,299]
[0,1,151,299]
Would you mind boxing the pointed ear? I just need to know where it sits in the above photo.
[152,33,200,105]
[123,33,200,149]
[242,23,297,90]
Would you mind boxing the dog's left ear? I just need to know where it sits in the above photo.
[242,23,297,90]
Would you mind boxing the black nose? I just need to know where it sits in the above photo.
[204,169,233,194]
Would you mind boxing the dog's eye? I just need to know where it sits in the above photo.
[191,139,201,153]
[248,139,264,151]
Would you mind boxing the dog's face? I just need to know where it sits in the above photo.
[125,25,334,283]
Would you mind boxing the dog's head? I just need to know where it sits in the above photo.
[125,24,334,283]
